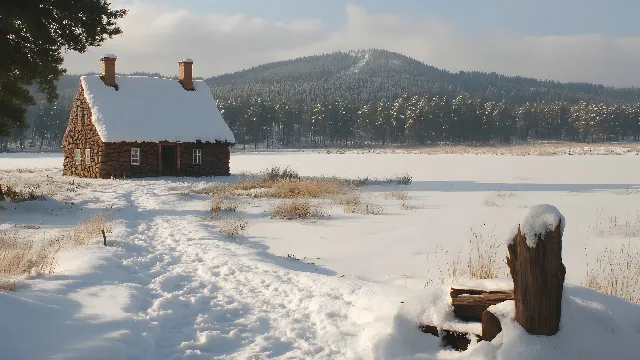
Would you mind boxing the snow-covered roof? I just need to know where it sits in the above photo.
[181,58,194,63]
[103,54,117,59]
[80,75,235,143]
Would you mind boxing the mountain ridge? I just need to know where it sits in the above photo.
[202,48,640,105]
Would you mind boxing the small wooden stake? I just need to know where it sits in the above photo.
[101,229,107,246]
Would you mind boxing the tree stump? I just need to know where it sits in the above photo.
[507,219,566,335]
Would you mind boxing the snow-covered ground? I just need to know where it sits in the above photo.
[1,151,639,359]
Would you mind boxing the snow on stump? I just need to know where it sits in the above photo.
[507,204,566,336]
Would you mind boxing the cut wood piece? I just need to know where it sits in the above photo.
[450,288,513,298]
[481,310,502,342]
[450,288,513,322]
[418,324,474,351]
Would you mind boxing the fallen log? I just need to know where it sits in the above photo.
[450,288,513,322]
[450,288,513,298]
[418,324,475,351]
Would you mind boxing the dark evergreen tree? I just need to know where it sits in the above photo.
[0,0,127,136]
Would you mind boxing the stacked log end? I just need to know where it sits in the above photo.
[481,310,502,342]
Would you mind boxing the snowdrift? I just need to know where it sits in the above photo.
[365,283,640,360]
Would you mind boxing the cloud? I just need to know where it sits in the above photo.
[63,1,640,87]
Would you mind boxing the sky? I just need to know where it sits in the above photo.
[62,0,640,87]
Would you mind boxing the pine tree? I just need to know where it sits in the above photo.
[0,1,127,135]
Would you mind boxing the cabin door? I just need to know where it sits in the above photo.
[161,145,178,176]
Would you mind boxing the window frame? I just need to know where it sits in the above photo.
[131,148,140,165]
[85,148,91,165]
[74,149,82,165]
[193,148,202,165]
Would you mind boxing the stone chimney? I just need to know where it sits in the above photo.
[179,58,194,90]
[100,54,117,87]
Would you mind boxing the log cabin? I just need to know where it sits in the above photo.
[62,55,234,178]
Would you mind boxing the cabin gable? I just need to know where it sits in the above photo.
[62,85,104,178]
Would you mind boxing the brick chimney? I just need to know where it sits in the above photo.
[100,54,117,87]
[179,58,194,90]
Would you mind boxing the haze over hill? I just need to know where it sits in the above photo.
[56,49,640,106]
[205,49,640,105]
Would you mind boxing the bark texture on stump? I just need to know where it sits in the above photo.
[507,223,565,335]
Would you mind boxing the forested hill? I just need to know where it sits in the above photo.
[206,49,640,105]
[6,48,640,151]
[48,49,640,107]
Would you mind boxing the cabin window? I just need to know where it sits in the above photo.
[74,149,81,165]
[85,149,91,165]
[131,148,140,165]
[193,149,202,164]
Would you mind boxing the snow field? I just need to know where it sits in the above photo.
[1,151,640,359]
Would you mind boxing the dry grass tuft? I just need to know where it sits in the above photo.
[211,192,241,213]
[2,184,42,202]
[388,191,409,201]
[230,167,411,197]
[431,228,505,285]
[335,193,385,215]
[0,280,16,291]
[335,193,363,213]
[0,212,113,280]
[271,199,325,220]
[483,191,516,208]
[224,177,349,199]
[207,166,412,223]
[260,166,301,181]
[0,230,62,276]
[73,212,112,246]
[218,215,249,239]
[385,191,417,210]
[584,243,640,304]
[613,188,640,196]
[399,202,417,211]
[437,254,466,285]
[272,179,347,199]
[466,230,504,280]
[589,212,640,238]
[0,172,93,201]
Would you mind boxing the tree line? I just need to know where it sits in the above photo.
[4,92,640,152]
[219,96,640,149]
